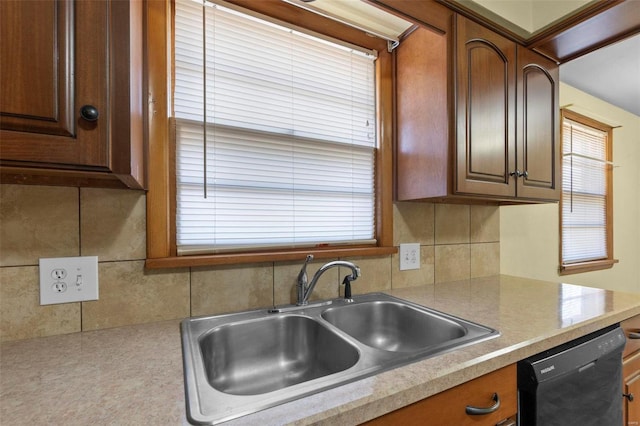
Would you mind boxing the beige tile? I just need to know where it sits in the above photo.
[82,261,189,331]
[274,258,339,306]
[471,242,500,278]
[0,266,80,341]
[393,202,434,246]
[435,204,470,245]
[470,205,500,243]
[80,188,146,261]
[435,244,470,283]
[391,246,435,289]
[192,263,273,316]
[0,184,79,267]
[342,256,392,296]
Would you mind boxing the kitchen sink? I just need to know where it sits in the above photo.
[199,315,359,395]
[181,293,499,425]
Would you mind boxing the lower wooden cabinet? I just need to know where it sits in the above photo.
[623,315,640,426]
[364,364,516,425]
[624,352,640,426]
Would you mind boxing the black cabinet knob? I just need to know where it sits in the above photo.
[79,105,99,122]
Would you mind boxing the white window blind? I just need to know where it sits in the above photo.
[561,117,610,264]
[173,0,377,255]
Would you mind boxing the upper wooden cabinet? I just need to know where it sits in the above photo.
[395,12,559,203]
[456,16,560,201]
[0,0,145,189]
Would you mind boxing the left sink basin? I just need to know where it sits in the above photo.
[199,315,359,395]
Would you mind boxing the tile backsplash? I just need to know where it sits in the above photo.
[0,184,499,342]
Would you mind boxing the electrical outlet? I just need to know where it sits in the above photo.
[399,243,420,271]
[39,256,99,305]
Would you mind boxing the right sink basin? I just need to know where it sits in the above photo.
[321,300,468,352]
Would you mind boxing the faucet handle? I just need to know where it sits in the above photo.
[342,275,353,299]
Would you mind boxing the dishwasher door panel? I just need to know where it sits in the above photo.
[518,325,626,426]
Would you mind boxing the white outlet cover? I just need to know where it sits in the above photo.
[39,256,99,305]
[399,243,420,271]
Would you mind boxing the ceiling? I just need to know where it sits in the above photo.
[458,0,594,37]
[559,34,640,116]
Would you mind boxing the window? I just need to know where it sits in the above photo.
[174,0,376,255]
[144,0,395,267]
[560,109,616,274]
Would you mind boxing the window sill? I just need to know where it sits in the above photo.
[145,246,398,269]
[559,258,619,275]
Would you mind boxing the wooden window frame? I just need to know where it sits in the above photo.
[559,109,617,275]
[144,0,396,269]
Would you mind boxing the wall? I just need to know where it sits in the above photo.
[0,186,500,342]
[501,83,640,293]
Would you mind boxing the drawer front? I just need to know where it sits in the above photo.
[365,364,517,426]
[622,315,640,358]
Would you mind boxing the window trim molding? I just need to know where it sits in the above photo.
[145,0,396,269]
[558,108,616,275]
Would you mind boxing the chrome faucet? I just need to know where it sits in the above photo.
[296,254,361,306]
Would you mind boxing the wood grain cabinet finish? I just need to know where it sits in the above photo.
[364,364,517,425]
[0,0,145,189]
[515,47,560,201]
[455,15,516,198]
[394,10,559,203]
[623,315,640,426]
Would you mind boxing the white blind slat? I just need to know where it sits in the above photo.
[174,0,377,253]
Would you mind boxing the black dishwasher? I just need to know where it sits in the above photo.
[518,324,626,426]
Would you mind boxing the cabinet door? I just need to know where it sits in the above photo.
[396,25,450,201]
[1,0,145,189]
[624,351,640,426]
[0,0,109,168]
[0,0,74,137]
[516,47,560,200]
[455,15,516,198]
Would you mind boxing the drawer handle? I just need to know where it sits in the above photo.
[465,392,500,415]
[628,331,640,339]
[624,393,635,402]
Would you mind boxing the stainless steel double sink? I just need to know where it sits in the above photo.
[181,293,499,424]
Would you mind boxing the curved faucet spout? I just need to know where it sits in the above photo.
[296,256,361,306]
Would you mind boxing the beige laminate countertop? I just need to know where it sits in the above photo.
[2,275,640,425]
